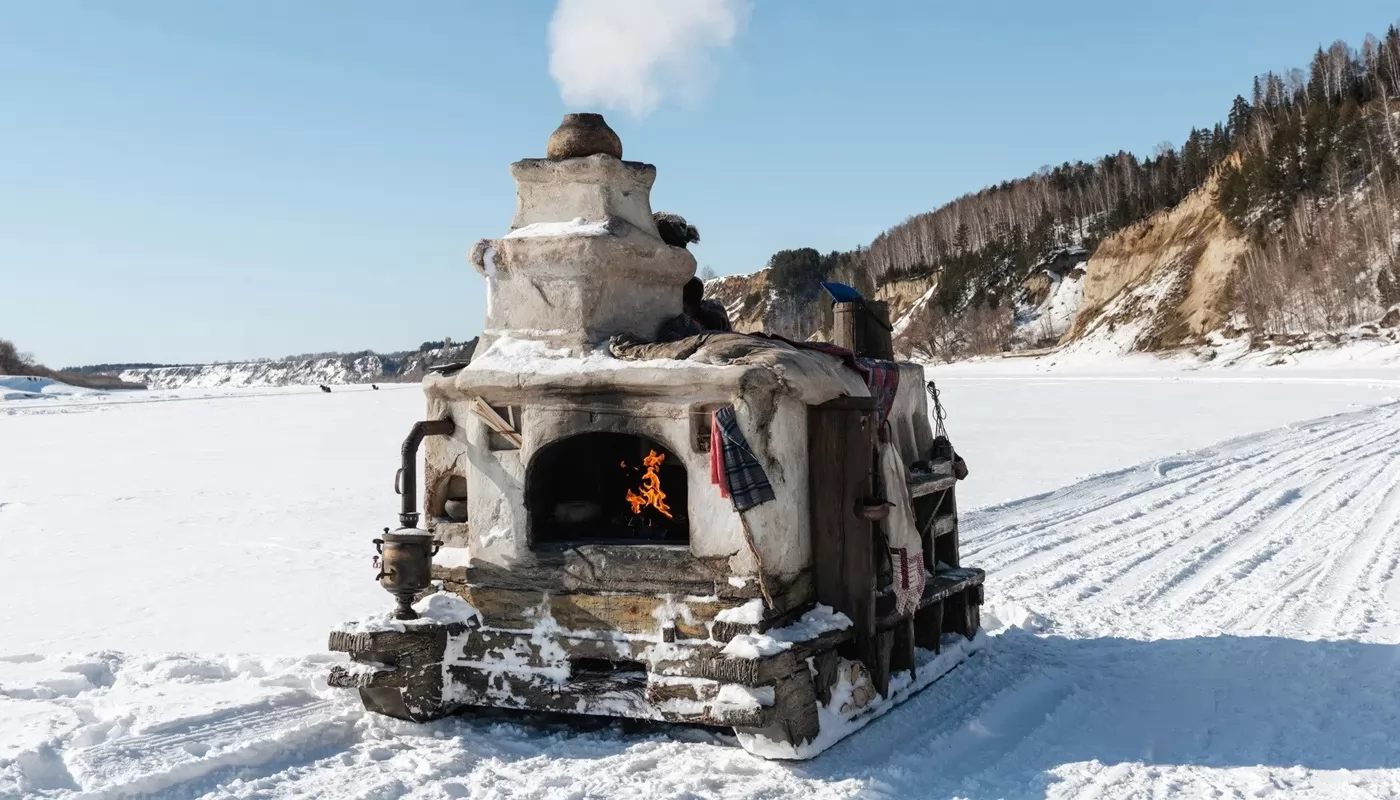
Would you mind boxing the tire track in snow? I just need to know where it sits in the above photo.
[965,403,1400,640]
[63,697,361,798]
[1293,455,1400,636]
[1133,425,1400,624]
[962,417,1365,582]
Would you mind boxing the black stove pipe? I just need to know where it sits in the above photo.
[398,418,456,528]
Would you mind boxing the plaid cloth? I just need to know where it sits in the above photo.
[712,407,775,512]
[856,357,900,425]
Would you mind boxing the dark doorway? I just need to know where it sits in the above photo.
[527,432,689,546]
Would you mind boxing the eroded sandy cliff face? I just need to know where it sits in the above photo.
[1062,174,1248,353]
[705,174,1258,358]
[705,270,771,333]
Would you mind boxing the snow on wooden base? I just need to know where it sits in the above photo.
[735,631,989,760]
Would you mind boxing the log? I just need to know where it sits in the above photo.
[650,628,851,686]
[443,664,770,728]
[447,585,731,640]
[449,544,728,596]
[328,625,453,722]
[733,670,820,747]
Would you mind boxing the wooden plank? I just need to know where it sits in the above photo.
[442,554,815,618]
[454,544,727,596]
[933,486,961,569]
[451,585,731,640]
[875,567,985,629]
[807,398,878,682]
[908,472,957,499]
[931,514,957,537]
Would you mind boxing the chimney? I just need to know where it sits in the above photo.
[469,114,696,351]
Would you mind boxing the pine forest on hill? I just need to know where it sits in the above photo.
[741,23,1400,360]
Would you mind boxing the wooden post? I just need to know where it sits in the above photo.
[832,302,860,354]
[914,600,944,654]
[890,616,916,680]
[831,301,895,360]
[932,488,961,569]
[808,396,878,681]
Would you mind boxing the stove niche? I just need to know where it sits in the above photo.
[526,432,689,547]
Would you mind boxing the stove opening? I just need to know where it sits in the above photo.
[527,432,689,547]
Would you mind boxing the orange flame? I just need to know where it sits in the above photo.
[625,450,672,518]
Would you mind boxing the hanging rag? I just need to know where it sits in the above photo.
[709,413,730,500]
[856,356,900,425]
[712,407,775,512]
[880,439,926,617]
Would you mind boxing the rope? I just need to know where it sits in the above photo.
[737,511,776,609]
[926,380,949,440]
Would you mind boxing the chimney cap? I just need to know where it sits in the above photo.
[547,113,623,160]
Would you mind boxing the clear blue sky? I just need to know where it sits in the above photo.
[3,1,1396,367]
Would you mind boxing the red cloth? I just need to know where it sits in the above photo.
[709,410,730,499]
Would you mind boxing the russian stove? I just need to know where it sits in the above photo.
[328,113,986,759]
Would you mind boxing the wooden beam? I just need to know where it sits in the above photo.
[807,398,878,682]
[465,396,522,448]
[890,616,916,679]
[875,567,985,629]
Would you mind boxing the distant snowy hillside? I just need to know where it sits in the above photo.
[75,339,479,390]
[0,375,105,402]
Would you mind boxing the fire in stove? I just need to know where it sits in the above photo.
[527,432,689,547]
[623,450,672,518]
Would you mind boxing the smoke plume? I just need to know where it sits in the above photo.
[548,0,747,118]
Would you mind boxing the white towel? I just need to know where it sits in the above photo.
[880,440,926,617]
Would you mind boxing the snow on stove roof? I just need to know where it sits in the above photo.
[465,335,706,375]
[448,332,873,407]
[502,217,613,239]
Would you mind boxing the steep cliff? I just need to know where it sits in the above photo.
[1063,173,1249,354]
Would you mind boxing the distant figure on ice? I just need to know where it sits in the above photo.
[371,384,379,390]
[683,277,732,333]
[319,384,331,393]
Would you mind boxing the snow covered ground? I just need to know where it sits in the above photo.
[3,356,1400,798]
